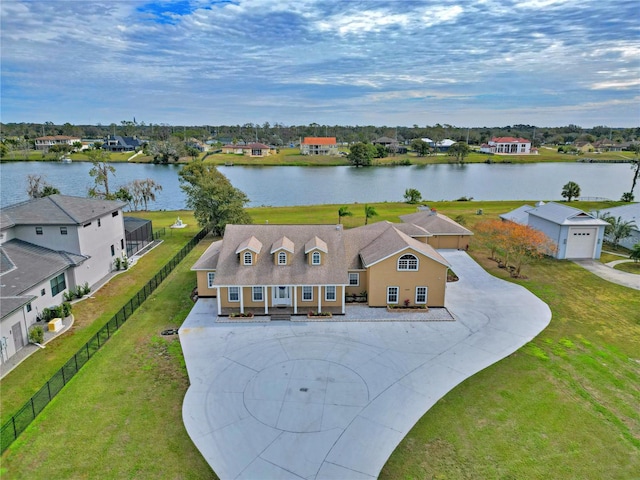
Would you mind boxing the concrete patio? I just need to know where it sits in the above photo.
[179,250,552,479]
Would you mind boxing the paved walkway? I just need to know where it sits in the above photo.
[573,259,640,290]
[179,251,551,479]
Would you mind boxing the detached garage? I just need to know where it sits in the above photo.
[501,202,608,260]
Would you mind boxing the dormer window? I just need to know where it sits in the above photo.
[243,251,253,265]
[278,251,287,265]
[312,251,321,265]
[398,253,418,271]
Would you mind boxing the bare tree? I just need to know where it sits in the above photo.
[26,174,60,198]
[129,178,163,210]
[87,150,115,198]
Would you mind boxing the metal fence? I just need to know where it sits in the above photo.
[0,227,208,453]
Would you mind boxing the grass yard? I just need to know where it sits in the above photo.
[0,211,200,425]
[0,237,216,479]
[614,261,640,274]
[2,201,638,479]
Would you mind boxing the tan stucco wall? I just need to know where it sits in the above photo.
[426,235,470,250]
[218,285,344,310]
[366,251,447,307]
[196,271,217,297]
[345,270,367,297]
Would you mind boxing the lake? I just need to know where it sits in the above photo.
[0,161,628,210]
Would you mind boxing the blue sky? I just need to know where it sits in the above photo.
[1,0,638,127]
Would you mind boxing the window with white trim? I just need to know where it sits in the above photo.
[312,251,321,265]
[415,286,427,304]
[278,251,287,265]
[228,287,240,302]
[349,273,359,286]
[325,285,336,301]
[302,286,313,301]
[207,272,215,288]
[252,286,263,302]
[387,286,399,304]
[397,254,418,271]
[243,251,253,265]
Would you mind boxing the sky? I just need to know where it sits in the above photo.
[1,0,639,128]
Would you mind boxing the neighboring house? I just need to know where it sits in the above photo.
[102,135,144,152]
[221,143,271,157]
[1,195,127,362]
[300,137,339,156]
[500,202,609,259]
[480,137,532,154]
[592,139,625,152]
[34,135,81,152]
[192,218,463,317]
[594,203,640,250]
[573,141,594,153]
[373,137,399,147]
[419,138,456,152]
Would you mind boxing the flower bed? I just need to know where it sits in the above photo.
[387,305,428,312]
[229,312,254,318]
[307,311,333,318]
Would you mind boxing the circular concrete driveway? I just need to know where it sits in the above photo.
[180,251,551,480]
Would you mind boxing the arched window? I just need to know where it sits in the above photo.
[243,251,253,265]
[278,251,287,265]
[397,254,418,271]
[312,251,321,265]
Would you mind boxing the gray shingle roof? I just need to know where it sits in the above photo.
[2,194,126,226]
[527,202,609,226]
[213,224,347,286]
[191,240,223,270]
[1,239,88,318]
[500,205,534,225]
[399,211,473,236]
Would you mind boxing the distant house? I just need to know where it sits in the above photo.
[102,135,144,152]
[221,143,271,157]
[419,138,456,152]
[34,135,81,153]
[1,195,127,361]
[573,141,594,153]
[300,137,339,156]
[500,202,608,259]
[593,203,640,250]
[373,137,399,147]
[480,137,532,154]
[593,139,624,152]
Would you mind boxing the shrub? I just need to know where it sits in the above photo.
[121,257,129,270]
[82,282,91,295]
[114,257,121,270]
[29,326,44,344]
[75,286,84,299]
[62,301,72,317]
[51,305,64,318]
[41,307,52,322]
[63,291,74,302]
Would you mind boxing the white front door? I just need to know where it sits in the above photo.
[272,286,291,306]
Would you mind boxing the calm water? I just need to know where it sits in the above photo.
[0,161,628,210]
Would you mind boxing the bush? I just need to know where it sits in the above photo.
[62,302,72,317]
[82,282,91,295]
[41,307,53,322]
[63,291,74,302]
[114,257,121,270]
[29,326,44,344]
[74,286,84,299]
[121,257,129,270]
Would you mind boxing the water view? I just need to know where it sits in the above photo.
[0,161,627,211]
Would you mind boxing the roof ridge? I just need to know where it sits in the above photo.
[47,195,82,224]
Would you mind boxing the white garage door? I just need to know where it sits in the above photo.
[566,227,597,258]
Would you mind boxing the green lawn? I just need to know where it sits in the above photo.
[0,211,199,425]
[614,261,640,274]
[2,201,638,479]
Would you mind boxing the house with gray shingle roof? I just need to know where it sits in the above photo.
[399,209,473,249]
[192,219,455,318]
[1,195,127,361]
[500,202,609,259]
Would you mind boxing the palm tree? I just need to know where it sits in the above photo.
[561,181,581,202]
[338,206,353,224]
[594,211,614,235]
[364,204,377,225]
[609,216,637,248]
[630,243,640,263]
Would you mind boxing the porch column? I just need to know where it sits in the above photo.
[341,285,345,314]
[264,286,268,314]
[239,287,244,314]
[216,287,221,316]
[317,285,322,313]
[293,286,298,314]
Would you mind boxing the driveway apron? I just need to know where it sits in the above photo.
[180,250,551,479]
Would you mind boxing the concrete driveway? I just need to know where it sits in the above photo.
[573,259,640,290]
[180,250,551,479]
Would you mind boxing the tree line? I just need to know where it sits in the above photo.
[2,121,639,147]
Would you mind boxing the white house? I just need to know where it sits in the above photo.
[1,195,127,362]
[594,203,640,250]
[500,202,609,259]
[300,137,339,156]
[481,137,531,154]
[34,135,81,152]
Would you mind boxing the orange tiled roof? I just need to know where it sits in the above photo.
[302,137,337,145]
